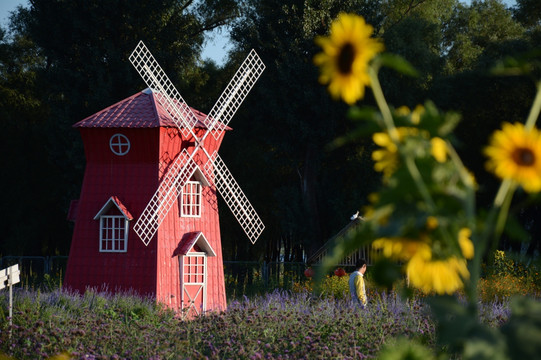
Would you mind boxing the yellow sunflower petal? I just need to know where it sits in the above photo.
[407,252,469,295]
[431,137,447,163]
[459,228,474,259]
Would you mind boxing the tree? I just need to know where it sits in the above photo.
[429,0,540,257]
[442,0,525,74]
[0,0,243,255]
[221,0,390,263]
[0,23,68,255]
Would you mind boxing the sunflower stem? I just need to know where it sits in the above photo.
[446,141,476,221]
[404,157,437,211]
[368,66,399,142]
[495,183,516,243]
[494,179,513,207]
[369,66,437,213]
[525,81,541,131]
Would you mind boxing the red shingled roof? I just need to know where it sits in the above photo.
[74,89,228,130]
[93,196,134,220]
[173,232,216,257]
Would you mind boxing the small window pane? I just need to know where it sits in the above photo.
[181,181,202,217]
[100,215,128,252]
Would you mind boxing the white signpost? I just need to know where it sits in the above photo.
[1,264,21,327]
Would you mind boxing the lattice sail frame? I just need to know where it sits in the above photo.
[204,152,265,244]
[132,149,198,246]
[130,42,198,137]
[129,41,265,246]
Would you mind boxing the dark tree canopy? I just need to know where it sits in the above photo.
[1,0,540,259]
[0,0,243,255]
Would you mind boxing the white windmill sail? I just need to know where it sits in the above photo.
[205,152,265,244]
[205,49,265,139]
[129,42,199,137]
[129,41,265,246]
[132,149,198,246]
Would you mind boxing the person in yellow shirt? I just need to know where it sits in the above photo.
[349,259,367,307]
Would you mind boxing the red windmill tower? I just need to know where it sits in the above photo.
[64,42,265,315]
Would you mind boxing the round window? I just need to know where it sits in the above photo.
[109,134,130,156]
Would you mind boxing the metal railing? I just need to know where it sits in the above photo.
[0,256,348,296]
[0,256,68,276]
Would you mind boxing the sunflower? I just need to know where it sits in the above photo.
[314,13,383,104]
[406,246,470,295]
[373,227,474,294]
[372,131,399,177]
[372,237,425,261]
[484,122,541,193]
[372,127,420,177]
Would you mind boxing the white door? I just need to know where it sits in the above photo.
[180,253,207,316]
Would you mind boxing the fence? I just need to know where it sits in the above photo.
[0,256,348,297]
[0,256,310,293]
[0,256,69,288]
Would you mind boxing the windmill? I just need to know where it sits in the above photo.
[63,41,265,315]
[129,41,265,247]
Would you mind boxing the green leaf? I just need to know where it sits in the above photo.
[377,337,435,360]
[377,53,419,77]
[429,296,509,359]
[371,258,402,290]
[491,49,541,77]
[501,296,541,359]
[326,106,381,150]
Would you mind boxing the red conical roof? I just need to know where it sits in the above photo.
[74,89,227,130]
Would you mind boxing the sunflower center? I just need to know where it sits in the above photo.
[337,43,355,75]
[512,147,535,166]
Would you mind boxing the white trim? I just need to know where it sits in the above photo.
[190,166,210,187]
[94,196,133,220]
[180,253,207,315]
[109,133,130,156]
[99,215,128,252]
[180,181,202,218]
[177,232,216,257]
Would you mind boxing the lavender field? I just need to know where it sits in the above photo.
[0,287,512,360]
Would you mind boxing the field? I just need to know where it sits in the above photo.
[1,272,534,360]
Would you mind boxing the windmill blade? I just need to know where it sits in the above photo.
[205,152,265,244]
[129,41,198,136]
[206,50,265,140]
[133,149,198,246]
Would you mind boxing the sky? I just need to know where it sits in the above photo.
[0,0,231,65]
[0,0,518,66]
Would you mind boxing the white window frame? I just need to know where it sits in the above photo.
[181,181,202,217]
[99,215,128,252]
[109,133,130,156]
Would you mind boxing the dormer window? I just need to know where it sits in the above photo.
[180,166,210,218]
[94,196,133,252]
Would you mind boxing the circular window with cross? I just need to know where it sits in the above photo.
[109,134,130,156]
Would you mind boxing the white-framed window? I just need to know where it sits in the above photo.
[181,181,202,217]
[109,134,130,156]
[182,253,206,285]
[99,215,128,252]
